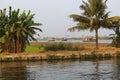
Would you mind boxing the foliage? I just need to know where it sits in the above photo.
[42,43,85,51]
[25,43,85,52]
[110,22,120,47]
[68,0,120,49]
[0,6,42,53]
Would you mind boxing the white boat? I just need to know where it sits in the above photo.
[82,36,95,42]
[48,38,55,41]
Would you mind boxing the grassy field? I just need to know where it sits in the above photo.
[29,42,120,53]
[25,46,40,52]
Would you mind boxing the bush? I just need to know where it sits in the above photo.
[111,36,120,48]
[43,43,85,51]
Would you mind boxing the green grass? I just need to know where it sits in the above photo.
[25,46,40,52]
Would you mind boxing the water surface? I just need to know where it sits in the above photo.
[0,59,120,80]
[37,39,112,43]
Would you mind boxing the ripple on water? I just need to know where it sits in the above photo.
[0,59,120,80]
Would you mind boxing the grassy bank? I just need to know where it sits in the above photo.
[0,42,120,62]
[0,51,120,62]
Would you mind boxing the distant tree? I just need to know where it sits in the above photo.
[0,6,42,53]
[109,21,120,47]
[68,0,120,49]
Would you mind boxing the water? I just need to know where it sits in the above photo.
[38,39,112,43]
[0,59,120,80]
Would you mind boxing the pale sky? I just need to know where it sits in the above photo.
[0,0,120,38]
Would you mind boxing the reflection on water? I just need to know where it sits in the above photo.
[0,59,120,80]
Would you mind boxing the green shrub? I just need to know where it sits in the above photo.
[43,43,85,51]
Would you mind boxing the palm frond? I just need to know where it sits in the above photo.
[107,16,120,22]
[102,12,110,19]
[68,22,90,32]
[69,14,90,23]
[31,27,42,32]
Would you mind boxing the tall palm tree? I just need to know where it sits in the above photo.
[68,0,120,49]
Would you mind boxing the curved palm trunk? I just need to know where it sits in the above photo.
[95,28,99,49]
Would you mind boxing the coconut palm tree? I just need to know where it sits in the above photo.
[68,0,120,49]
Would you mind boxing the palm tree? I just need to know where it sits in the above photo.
[68,0,120,49]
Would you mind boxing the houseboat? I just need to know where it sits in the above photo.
[48,38,55,41]
[61,38,67,41]
[82,36,95,42]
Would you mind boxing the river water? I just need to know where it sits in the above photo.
[0,58,120,80]
[38,39,112,43]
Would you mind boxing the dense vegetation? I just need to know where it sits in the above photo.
[25,42,85,52]
[41,42,85,51]
[110,21,120,47]
[0,6,42,53]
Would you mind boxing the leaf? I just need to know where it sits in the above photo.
[107,16,120,22]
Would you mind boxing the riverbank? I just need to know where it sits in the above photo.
[0,42,120,62]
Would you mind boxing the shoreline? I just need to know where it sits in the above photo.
[0,50,120,62]
[0,42,120,62]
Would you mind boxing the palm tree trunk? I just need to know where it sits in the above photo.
[95,29,99,49]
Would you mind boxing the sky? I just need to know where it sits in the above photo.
[0,0,120,38]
